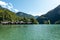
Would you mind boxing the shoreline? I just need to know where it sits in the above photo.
[0,21,32,25]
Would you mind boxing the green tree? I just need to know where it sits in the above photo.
[30,18,39,24]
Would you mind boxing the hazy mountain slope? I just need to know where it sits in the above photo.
[16,12,34,18]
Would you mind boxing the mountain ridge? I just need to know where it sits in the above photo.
[16,12,34,18]
[37,5,60,24]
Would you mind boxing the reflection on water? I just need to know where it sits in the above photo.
[0,25,60,40]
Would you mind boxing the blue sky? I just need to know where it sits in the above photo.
[0,0,60,16]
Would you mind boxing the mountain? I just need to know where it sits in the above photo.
[0,6,18,22]
[16,12,38,24]
[37,5,60,24]
[16,12,34,18]
[0,6,38,24]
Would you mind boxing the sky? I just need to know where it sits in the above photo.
[0,0,60,16]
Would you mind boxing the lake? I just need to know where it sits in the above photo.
[0,25,60,40]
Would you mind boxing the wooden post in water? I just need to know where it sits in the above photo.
[3,13,4,21]
[48,20,50,24]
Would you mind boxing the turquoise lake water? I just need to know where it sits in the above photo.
[0,25,60,40]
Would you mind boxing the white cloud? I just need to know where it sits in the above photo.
[0,1,19,12]
[7,3,13,10]
[14,9,19,12]
[0,1,7,6]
